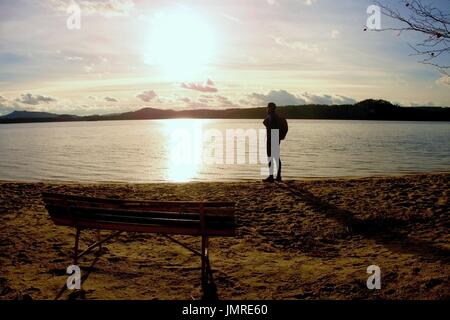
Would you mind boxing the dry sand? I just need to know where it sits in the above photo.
[0,173,449,300]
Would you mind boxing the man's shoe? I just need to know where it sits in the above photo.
[276,176,282,182]
[263,176,275,183]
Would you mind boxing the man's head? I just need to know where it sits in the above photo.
[267,102,277,114]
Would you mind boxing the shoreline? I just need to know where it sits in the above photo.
[1,171,449,184]
[1,173,449,300]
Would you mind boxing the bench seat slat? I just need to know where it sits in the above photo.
[45,201,234,216]
[52,210,235,229]
[46,205,234,223]
[43,192,235,208]
[51,217,235,236]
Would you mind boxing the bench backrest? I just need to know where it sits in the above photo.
[42,192,236,236]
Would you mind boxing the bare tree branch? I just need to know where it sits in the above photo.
[372,0,450,75]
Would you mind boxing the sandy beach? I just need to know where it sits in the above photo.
[0,173,449,300]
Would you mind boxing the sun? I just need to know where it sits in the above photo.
[144,8,216,80]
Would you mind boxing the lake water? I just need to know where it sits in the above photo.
[0,119,449,182]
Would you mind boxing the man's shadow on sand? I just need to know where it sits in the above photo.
[280,182,449,263]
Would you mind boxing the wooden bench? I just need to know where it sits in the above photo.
[42,192,236,298]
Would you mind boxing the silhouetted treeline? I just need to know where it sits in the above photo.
[1,99,449,124]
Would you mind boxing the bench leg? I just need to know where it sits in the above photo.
[96,230,102,256]
[73,228,81,265]
[199,202,210,296]
[201,234,208,290]
[201,235,218,301]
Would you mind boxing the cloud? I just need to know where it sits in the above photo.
[15,93,56,105]
[268,0,314,6]
[268,0,315,6]
[330,29,340,39]
[334,95,357,105]
[181,80,218,93]
[104,96,118,102]
[183,101,211,109]
[271,36,319,53]
[302,92,356,105]
[410,101,435,107]
[248,90,306,106]
[64,56,83,62]
[239,99,250,106]
[0,96,14,115]
[179,97,191,103]
[304,0,317,5]
[83,65,94,73]
[248,90,356,106]
[436,75,450,86]
[179,94,241,109]
[136,90,157,102]
[82,0,134,16]
[301,92,333,105]
[48,0,135,17]
[216,95,241,109]
[0,96,23,115]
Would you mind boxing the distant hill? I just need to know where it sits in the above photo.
[0,99,449,124]
[1,110,61,119]
[0,110,80,122]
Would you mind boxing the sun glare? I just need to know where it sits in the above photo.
[145,9,216,80]
[162,119,207,182]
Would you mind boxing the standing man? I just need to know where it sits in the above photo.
[263,102,287,183]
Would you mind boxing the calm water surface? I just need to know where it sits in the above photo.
[0,119,448,182]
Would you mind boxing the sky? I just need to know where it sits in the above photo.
[0,0,449,115]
